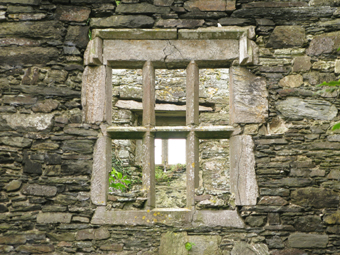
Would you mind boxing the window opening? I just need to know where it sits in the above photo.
[110,66,231,210]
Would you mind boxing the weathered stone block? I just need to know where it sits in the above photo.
[159,231,187,255]
[310,0,340,6]
[47,232,76,241]
[279,75,303,88]
[288,233,328,248]
[0,21,64,39]
[155,19,205,29]
[277,97,337,120]
[245,216,267,227]
[91,136,111,205]
[100,244,123,251]
[65,26,89,49]
[93,28,177,40]
[231,242,269,255]
[291,187,339,208]
[32,99,59,113]
[82,66,112,123]
[104,39,238,68]
[5,180,22,192]
[17,245,54,253]
[0,235,26,245]
[37,213,72,224]
[56,5,91,22]
[0,46,59,65]
[84,37,102,66]
[193,210,245,228]
[295,216,323,232]
[230,66,268,124]
[293,56,311,72]
[1,137,32,148]
[91,15,154,28]
[116,2,170,14]
[184,0,226,11]
[0,204,8,213]
[62,140,94,154]
[324,211,340,224]
[230,135,258,205]
[307,31,340,56]
[0,0,40,4]
[21,184,57,197]
[154,0,173,6]
[271,248,307,255]
[266,26,306,48]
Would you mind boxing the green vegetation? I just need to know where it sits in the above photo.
[185,242,195,251]
[109,167,131,192]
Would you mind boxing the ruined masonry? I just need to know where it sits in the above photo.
[1,0,340,254]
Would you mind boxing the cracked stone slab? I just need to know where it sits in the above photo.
[93,28,177,40]
[91,206,244,228]
[103,39,239,68]
[230,135,258,206]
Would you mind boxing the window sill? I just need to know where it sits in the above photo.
[91,206,245,228]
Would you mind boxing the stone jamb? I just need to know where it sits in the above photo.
[82,27,266,227]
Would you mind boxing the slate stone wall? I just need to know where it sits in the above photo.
[1,0,340,254]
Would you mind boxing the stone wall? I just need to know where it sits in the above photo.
[1,0,340,254]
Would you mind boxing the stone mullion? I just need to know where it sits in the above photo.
[162,139,168,170]
[142,61,156,209]
[186,61,200,209]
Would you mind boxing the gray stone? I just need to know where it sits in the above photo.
[245,216,267,227]
[63,126,98,136]
[3,95,37,105]
[0,235,26,245]
[100,244,123,251]
[62,140,94,154]
[0,0,40,4]
[5,180,22,192]
[291,187,339,208]
[1,137,32,148]
[266,26,306,48]
[230,135,258,206]
[193,210,245,228]
[293,56,312,72]
[91,15,154,28]
[271,249,308,255]
[93,28,177,40]
[103,39,238,69]
[231,242,270,255]
[0,46,59,66]
[31,141,59,150]
[184,0,226,11]
[276,97,337,120]
[229,66,268,124]
[307,31,340,56]
[56,5,91,22]
[288,233,328,248]
[37,212,72,224]
[76,228,110,240]
[155,19,205,29]
[47,232,76,241]
[258,196,288,206]
[0,245,14,253]
[324,211,340,224]
[266,236,284,249]
[16,245,54,253]
[65,26,89,49]
[279,75,303,88]
[116,3,170,14]
[21,184,57,197]
[91,136,111,205]
[82,66,112,123]
[32,99,59,113]
[23,158,42,174]
[310,0,340,6]
[295,216,323,232]
[0,21,64,40]
[2,113,54,131]
[154,0,174,6]
[187,235,222,255]
[0,204,8,213]
[159,231,187,255]
[61,161,92,175]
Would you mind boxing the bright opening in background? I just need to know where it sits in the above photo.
[155,139,186,165]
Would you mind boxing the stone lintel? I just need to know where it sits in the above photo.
[93,28,178,40]
[178,26,255,40]
[239,34,253,65]
[84,37,102,66]
[230,135,258,206]
[103,39,239,68]
[91,206,244,228]
[107,126,234,139]
[92,27,255,40]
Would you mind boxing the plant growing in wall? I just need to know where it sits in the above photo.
[109,167,131,191]
[185,242,195,252]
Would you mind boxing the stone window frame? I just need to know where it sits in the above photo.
[81,27,268,227]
